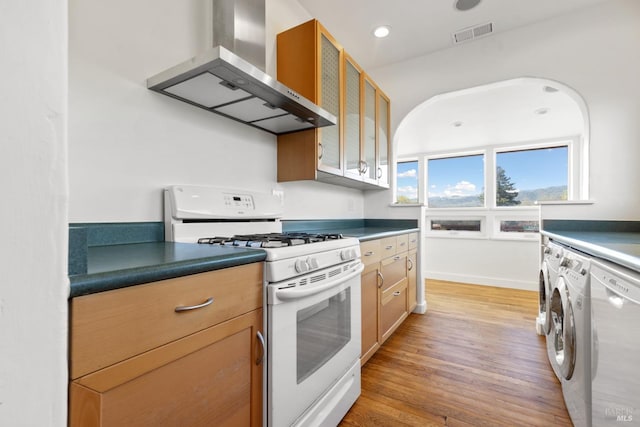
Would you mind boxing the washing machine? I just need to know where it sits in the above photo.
[538,238,565,337]
[549,247,591,427]
[590,258,640,426]
[541,239,566,381]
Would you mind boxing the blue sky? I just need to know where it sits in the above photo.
[397,161,418,201]
[398,147,568,201]
[497,146,568,190]
[428,155,484,198]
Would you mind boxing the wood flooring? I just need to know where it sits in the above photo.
[339,279,573,427]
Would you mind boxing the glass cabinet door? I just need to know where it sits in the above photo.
[377,93,390,187]
[318,33,342,173]
[344,57,362,178]
[363,78,377,182]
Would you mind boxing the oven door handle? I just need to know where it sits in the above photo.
[274,263,364,301]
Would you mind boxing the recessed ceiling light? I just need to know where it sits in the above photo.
[535,107,550,115]
[373,25,391,38]
[455,0,482,11]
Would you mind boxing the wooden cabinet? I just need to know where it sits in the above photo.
[360,239,381,364]
[276,19,390,190]
[360,233,417,365]
[69,263,264,427]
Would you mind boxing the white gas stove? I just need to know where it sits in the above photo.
[164,185,362,427]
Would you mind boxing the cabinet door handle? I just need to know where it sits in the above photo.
[377,271,384,288]
[364,251,374,256]
[256,331,265,365]
[318,143,324,160]
[408,258,414,271]
[174,297,214,312]
[377,167,382,179]
[393,291,401,296]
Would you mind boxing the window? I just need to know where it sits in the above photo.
[396,160,418,204]
[430,219,482,232]
[495,146,568,206]
[403,139,578,241]
[427,154,484,208]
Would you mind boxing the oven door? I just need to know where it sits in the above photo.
[267,261,363,427]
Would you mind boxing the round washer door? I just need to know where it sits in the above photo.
[538,265,552,335]
[550,277,576,380]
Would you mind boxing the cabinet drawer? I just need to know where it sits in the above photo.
[380,236,397,257]
[380,281,408,342]
[380,253,407,293]
[408,232,419,250]
[396,234,409,253]
[70,263,263,380]
[360,239,381,266]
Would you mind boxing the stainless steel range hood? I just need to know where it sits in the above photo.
[146,0,336,135]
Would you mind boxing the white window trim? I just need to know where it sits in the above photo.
[394,158,421,205]
[411,135,585,241]
[425,149,487,209]
[493,137,579,208]
[425,215,486,239]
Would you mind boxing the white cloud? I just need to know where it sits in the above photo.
[397,185,417,199]
[429,181,478,198]
[397,169,417,178]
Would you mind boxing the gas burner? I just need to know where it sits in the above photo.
[197,232,344,248]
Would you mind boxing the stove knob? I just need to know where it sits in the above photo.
[295,258,309,273]
[341,249,357,261]
[308,257,319,270]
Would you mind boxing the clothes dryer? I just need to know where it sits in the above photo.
[590,258,640,426]
[538,238,565,336]
[549,248,591,427]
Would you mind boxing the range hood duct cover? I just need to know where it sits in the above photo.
[146,0,336,135]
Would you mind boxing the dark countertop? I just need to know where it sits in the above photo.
[68,220,420,298]
[321,227,420,241]
[69,242,266,298]
[541,230,640,273]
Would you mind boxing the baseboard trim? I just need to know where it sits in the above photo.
[424,271,537,291]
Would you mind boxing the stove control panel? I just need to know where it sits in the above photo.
[223,193,254,210]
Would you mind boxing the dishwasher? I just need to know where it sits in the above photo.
[590,258,640,425]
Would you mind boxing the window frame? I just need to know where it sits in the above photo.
[493,139,575,209]
[399,136,583,241]
[425,150,486,209]
[395,159,420,205]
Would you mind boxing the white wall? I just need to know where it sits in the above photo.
[366,0,640,221]
[364,0,640,290]
[69,0,364,223]
[0,1,68,426]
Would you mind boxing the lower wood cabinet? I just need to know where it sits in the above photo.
[360,232,418,365]
[69,263,264,427]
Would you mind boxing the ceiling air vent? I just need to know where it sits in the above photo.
[452,22,494,44]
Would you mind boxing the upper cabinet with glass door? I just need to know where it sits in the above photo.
[276,19,390,190]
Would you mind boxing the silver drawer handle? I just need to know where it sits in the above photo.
[256,331,265,365]
[394,256,401,261]
[393,291,401,296]
[174,297,214,312]
[364,251,374,256]
[385,245,393,250]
